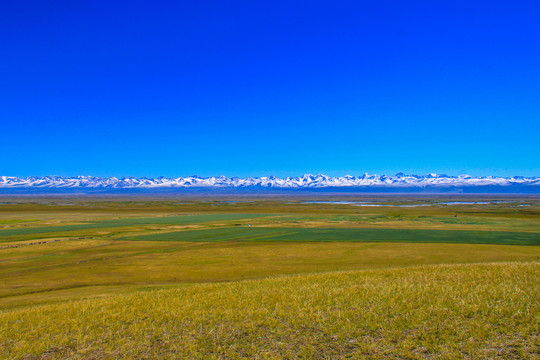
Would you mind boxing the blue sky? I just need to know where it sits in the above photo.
[1,1,539,177]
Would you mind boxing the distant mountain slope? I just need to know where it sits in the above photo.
[1,174,539,193]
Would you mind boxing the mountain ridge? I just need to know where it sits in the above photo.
[1,174,539,190]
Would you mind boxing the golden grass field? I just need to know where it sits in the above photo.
[2,263,538,359]
[0,197,539,359]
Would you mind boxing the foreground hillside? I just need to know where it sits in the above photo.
[1,262,538,359]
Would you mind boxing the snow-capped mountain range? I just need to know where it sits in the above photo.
[1,174,539,191]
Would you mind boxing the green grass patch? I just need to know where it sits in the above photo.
[0,223,127,238]
[123,226,540,245]
[0,214,269,238]
[98,213,270,225]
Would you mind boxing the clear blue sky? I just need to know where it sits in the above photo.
[1,1,539,177]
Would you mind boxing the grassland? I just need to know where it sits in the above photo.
[0,213,270,240]
[123,226,540,245]
[0,196,538,359]
[1,263,538,359]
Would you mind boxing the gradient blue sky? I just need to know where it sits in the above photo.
[1,1,539,177]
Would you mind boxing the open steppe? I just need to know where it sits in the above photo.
[0,196,538,359]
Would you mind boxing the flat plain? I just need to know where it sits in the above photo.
[0,196,539,359]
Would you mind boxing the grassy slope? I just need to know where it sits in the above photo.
[1,262,538,359]
[2,240,539,309]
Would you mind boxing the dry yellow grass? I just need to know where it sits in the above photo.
[2,240,539,309]
[1,262,538,359]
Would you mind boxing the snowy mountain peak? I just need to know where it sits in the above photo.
[0,174,539,190]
